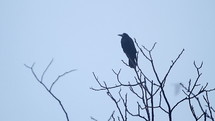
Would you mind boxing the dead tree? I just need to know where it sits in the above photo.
[91,40,215,121]
[25,59,76,121]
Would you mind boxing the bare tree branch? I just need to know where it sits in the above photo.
[50,69,77,91]
[25,59,76,121]
[41,58,53,82]
[91,40,215,121]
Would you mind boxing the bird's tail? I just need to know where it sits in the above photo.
[129,59,136,68]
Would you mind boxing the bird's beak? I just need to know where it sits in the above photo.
[118,34,123,37]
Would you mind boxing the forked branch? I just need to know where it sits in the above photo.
[25,59,76,121]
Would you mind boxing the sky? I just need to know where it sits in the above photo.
[0,0,215,121]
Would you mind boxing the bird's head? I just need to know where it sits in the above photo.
[118,33,129,37]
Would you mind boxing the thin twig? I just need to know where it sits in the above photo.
[25,60,75,121]
[41,59,54,82]
[50,69,77,91]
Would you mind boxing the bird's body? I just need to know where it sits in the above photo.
[118,33,137,68]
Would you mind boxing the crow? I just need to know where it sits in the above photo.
[118,33,137,68]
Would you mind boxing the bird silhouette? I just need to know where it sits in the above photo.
[118,33,137,68]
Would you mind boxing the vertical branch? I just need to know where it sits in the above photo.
[106,87,125,121]
[188,61,203,96]
[150,80,154,121]
[204,91,214,121]
[119,90,128,121]
[188,97,198,120]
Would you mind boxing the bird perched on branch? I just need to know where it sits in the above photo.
[118,33,137,68]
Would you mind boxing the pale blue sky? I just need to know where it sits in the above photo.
[0,0,215,121]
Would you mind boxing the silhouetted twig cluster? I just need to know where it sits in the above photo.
[91,41,215,121]
[25,59,76,121]
[180,61,215,121]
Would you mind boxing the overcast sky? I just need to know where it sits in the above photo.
[0,0,215,121]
